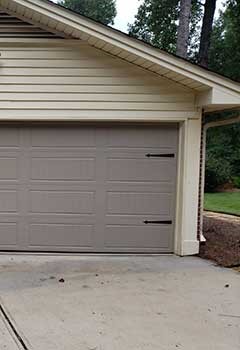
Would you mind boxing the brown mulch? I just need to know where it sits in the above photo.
[199,212,240,268]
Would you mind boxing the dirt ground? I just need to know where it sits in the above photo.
[199,212,240,267]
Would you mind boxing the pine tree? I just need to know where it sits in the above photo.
[198,0,217,67]
[177,0,192,58]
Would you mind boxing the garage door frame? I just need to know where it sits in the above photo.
[0,118,201,256]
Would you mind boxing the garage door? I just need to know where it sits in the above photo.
[0,124,178,253]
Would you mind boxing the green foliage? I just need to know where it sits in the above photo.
[205,153,232,192]
[128,0,240,192]
[205,123,240,191]
[207,123,240,176]
[128,0,202,55]
[209,0,240,81]
[59,0,117,25]
[128,0,179,53]
[232,176,240,189]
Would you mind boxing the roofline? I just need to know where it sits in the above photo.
[1,0,240,95]
[47,0,240,86]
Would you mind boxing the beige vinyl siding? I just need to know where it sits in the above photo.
[0,10,61,38]
[1,0,239,96]
[0,42,197,120]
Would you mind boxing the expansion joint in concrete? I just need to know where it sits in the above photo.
[0,303,29,350]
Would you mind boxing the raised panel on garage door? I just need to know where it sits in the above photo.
[0,124,178,253]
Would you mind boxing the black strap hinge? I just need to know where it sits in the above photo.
[144,220,172,225]
[145,153,175,158]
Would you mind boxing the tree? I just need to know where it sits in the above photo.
[59,0,117,25]
[198,0,217,67]
[177,0,192,58]
[129,0,202,56]
[209,0,240,81]
[205,123,240,191]
[205,1,240,191]
[128,0,179,53]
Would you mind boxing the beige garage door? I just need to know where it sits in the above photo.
[0,124,178,253]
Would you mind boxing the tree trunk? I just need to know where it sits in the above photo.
[176,0,192,58]
[198,0,217,67]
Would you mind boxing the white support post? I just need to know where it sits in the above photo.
[175,117,202,256]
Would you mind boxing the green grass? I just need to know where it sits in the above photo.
[204,192,240,216]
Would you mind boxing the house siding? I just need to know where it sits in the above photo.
[0,41,197,120]
[0,10,60,38]
[0,39,201,256]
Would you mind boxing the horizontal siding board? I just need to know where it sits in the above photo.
[0,92,194,102]
[0,34,58,38]
[0,26,54,32]
[0,101,194,110]
[0,67,139,76]
[0,49,115,59]
[0,85,186,94]
[0,46,76,51]
[0,59,125,68]
[0,76,163,85]
[0,43,196,119]
[0,11,60,37]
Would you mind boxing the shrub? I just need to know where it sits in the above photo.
[232,176,240,189]
[205,153,232,192]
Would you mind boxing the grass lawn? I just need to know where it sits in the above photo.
[204,192,240,216]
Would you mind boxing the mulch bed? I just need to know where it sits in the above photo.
[199,212,240,267]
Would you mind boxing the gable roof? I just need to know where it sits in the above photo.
[0,0,240,111]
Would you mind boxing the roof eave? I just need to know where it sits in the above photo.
[0,0,240,100]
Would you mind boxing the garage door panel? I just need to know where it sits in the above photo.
[30,149,97,158]
[0,223,18,245]
[107,192,173,215]
[31,158,96,181]
[107,158,175,182]
[105,148,176,158]
[31,128,97,147]
[105,215,172,225]
[105,182,174,193]
[29,224,94,248]
[104,225,172,250]
[30,191,95,214]
[0,158,18,179]
[0,185,20,192]
[106,126,178,148]
[28,214,96,224]
[0,128,20,147]
[28,183,97,192]
[0,191,18,212]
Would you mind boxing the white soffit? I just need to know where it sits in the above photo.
[0,0,240,100]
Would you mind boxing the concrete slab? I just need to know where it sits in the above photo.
[0,255,239,350]
[0,312,20,350]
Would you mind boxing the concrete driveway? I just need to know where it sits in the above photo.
[0,255,239,350]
